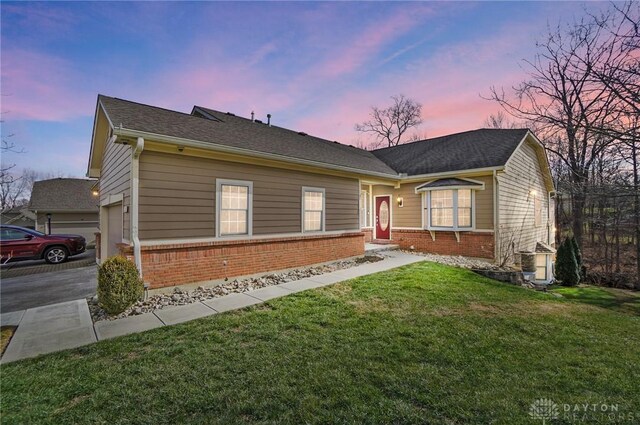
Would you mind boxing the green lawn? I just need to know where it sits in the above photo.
[2,262,639,424]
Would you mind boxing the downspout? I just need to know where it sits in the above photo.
[547,191,552,245]
[131,137,144,276]
[493,170,500,263]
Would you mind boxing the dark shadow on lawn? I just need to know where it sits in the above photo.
[552,286,639,316]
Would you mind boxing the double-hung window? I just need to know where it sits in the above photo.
[216,179,252,237]
[426,189,473,230]
[302,187,325,232]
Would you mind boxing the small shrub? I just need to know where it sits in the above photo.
[555,238,580,286]
[569,236,582,269]
[569,236,586,278]
[98,256,144,314]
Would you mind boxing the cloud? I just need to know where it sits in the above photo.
[286,19,541,146]
[313,7,433,79]
[1,49,93,121]
[246,42,278,67]
[1,3,78,39]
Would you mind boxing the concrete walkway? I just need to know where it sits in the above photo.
[1,251,424,363]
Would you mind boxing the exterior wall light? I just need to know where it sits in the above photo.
[397,196,404,207]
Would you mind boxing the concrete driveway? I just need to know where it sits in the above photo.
[0,265,97,314]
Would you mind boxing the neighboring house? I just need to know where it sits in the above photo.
[0,206,36,229]
[29,178,100,245]
[88,95,556,289]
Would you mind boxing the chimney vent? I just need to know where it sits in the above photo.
[251,111,255,122]
[267,114,272,126]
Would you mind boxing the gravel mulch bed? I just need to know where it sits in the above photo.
[89,254,385,322]
[402,251,508,270]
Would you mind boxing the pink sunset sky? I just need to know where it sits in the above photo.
[1,1,607,177]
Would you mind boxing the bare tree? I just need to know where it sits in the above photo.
[355,95,423,147]
[407,130,429,143]
[483,111,520,129]
[587,2,640,122]
[350,138,377,151]
[1,112,27,210]
[486,14,623,250]
[0,171,30,210]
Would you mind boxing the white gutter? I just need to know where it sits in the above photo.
[493,170,500,263]
[400,166,505,183]
[131,137,144,276]
[112,127,400,181]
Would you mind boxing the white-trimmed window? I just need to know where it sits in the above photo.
[360,190,370,228]
[534,194,542,227]
[535,253,548,281]
[302,187,325,232]
[216,179,253,237]
[424,189,474,230]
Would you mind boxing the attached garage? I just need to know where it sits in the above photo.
[29,178,100,246]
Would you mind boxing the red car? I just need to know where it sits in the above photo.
[0,225,86,264]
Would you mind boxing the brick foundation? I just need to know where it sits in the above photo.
[362,228,373,243]
[135,232,365,289]
[391,229,495,259]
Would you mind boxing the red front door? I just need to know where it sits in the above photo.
[375,196,391,240]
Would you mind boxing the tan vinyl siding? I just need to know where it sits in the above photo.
[99,128,132,239]
[138,151,359,240]
[369,175,494,230]
[497,140,551,259]
[473,176,494,230]
[36,212,99,223]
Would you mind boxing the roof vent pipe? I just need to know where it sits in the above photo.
[267,114,271,126]
[251,111,255,122]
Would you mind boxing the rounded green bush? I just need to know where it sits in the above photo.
[98,256,144,314]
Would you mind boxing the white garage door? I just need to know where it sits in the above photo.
[51,223,99,245]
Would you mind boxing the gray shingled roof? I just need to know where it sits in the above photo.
[372,129,529,176]
[98,96,398,176]
[97,96,533,178]
[29,178,98,211]
[415,178,484,191]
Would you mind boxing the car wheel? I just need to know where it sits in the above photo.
[44,246,69,264]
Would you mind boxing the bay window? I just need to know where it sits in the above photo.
[425,189,474,230]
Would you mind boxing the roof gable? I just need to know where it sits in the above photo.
[372,128,529,176]
[415,178,485,191]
